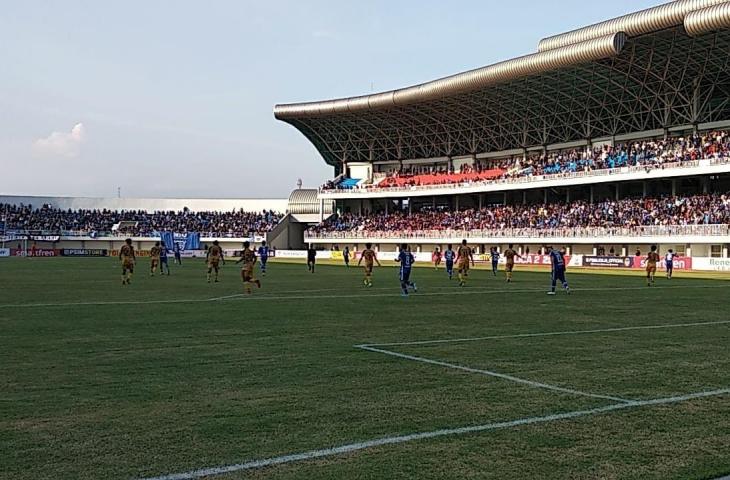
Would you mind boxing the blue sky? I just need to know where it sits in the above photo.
[0,0,659,199]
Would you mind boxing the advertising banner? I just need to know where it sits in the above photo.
[61,249,108,257]
[582,256,634,268]
[692,257,730,271]
[31,235,60,242]
[0,248,9,257]
[631,256,692,270]
[11,249,59,257]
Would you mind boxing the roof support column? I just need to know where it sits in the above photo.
[615,184,620,201]
[408,198,412,215]
[672,179,677,197]
[319,198,324,223]
[590,186,594,204]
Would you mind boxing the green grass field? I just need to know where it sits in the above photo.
[2,258,730,480]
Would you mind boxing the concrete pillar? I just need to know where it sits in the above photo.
[408,198,412,215]
[432,196,436,208]
[478,194,483,210]
[672,179,677,196]
[566,189,570,203]
[590,186,594,203]
[319,198,324,222]
[503,192,508,205]
[455,196,460,210]
[703,177,709,194]
[566,246,571,255]
[621,246,627,256]
[593,246,597,255]
[544,189,548,204]
[615,184,620,200]
[686,246,692,258]
[359,200,364,215]
[385,201,389,215]
[522,191,527,204]
[642,181,647,197]
[724,246,728,258]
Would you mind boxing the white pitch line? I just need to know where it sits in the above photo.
[358,345,632,403]
[359,319,730,348]
[1,284,729,309]
[138,387,730,480]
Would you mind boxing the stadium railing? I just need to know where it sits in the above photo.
[306,224,730,240]
[319,156,730,194]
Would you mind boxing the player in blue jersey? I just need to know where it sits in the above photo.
[397,244,418,297]
[160,245,170,275]
[343,246,350,268]
[173,244,182,265]
[547,246,570,295]
[489,246,500,277]
[665,249,676,279]
[257,241,270,276]
[443,244,456,280]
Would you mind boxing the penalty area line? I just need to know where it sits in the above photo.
[359,319,730,347]
[357,345,633,403]
[137,388,730,480]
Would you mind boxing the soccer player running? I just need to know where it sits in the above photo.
[547,246,570,295]
[455,239,475,287]
[206,240,225,283]
[257,241,270,276]
[489,246,500,277]
[236,241,261,294]
[665,249,676,279]
[358,242,381,287]
[432,247,442,270]
[398,244,418,297]
[646,245,660,286]
[159,244,170,276]
[503,244,523,283]
[343,246,351,268]
[307,245,317,273]
[150,241,161,276]
[119,238,136,285]
[444,244,456,280]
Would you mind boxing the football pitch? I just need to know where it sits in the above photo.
[2,258,730,480]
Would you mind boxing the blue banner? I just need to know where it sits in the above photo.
[184,233,200,250]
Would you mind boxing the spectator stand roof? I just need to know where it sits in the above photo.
[274,0,730,168]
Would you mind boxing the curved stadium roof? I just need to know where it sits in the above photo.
[274,0,730,167]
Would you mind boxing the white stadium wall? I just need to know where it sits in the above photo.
[0,195,288,213]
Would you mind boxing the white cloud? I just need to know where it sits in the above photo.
[33,123,85,158]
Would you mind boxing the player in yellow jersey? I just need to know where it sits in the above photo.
[236,241,261,294]
[149,241,161,276]
[646,244,660,286]
[503,244,523,283]
[357,242,381,287]
[206,240,225,283]
[455,239,475,287]
[119,238,136,285]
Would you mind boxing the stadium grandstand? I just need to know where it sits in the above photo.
[0,194,327,256]
[274,0,730,268]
